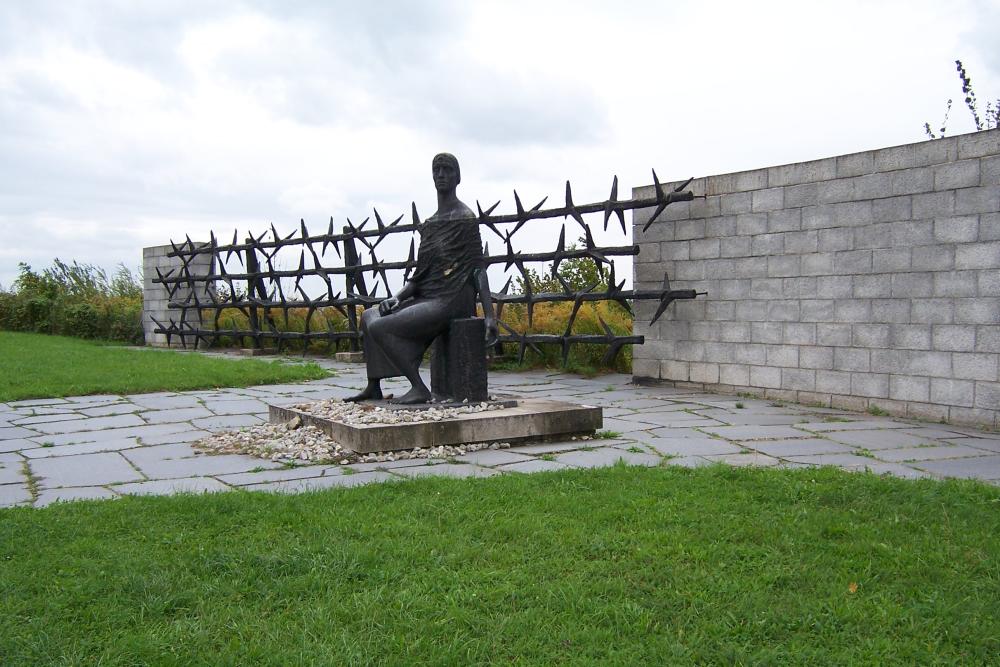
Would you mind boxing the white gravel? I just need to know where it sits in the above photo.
[193,398,514,464]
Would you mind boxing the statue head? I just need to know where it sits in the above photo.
[432,153,460,192]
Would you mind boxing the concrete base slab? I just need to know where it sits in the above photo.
[269,398,603,454]
[334,351,365,363]
[239,348,278,356]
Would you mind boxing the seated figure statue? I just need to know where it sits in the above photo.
[346,153,498,404]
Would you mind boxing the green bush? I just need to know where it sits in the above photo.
[0,261,144,344]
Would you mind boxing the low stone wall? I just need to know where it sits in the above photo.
[142,244,213,347]
[632,129,999,429]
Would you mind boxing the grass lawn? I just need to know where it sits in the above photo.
[0,331,329,401]
[2,465,997,665]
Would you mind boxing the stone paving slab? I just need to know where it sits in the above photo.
[79,403,141,417]
[143,407,214,424]
[554,447,662,469]
[642,437,743,457]
[12,413,86,426]
[825,430,935,450]
[113,477,230,496]
[875,445,990,463]
[242,471,395,493]
[20,437,141,459]
[30,452,146,489]
[36,486,119,506]
[393,463,501,479]
[700,425,814,441]
[0,427,40,440]
[744,438,856,457]
[497,459,572,474]
[703,453,782,467]
[794,420,911,432]
[454,449,535,466]
[0,461,26,485]
[217,465,343,486]
[32,414,146,435]
[663,456,715,469]
[944,438,1000,453]
[911,455,1000,480]
[0,484,32,507]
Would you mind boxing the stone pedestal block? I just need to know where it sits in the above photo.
[430,318,488,402]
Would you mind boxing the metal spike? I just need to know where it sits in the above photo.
[411,202,421,226]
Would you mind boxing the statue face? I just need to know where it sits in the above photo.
[432,159,460,191]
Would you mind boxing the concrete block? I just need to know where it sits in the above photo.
[911,245,955,271]
[751,233,784,256]
[818,227,853,252]
[956,241,1000,270]
[635,242,661,264]
[690,322,720,342]
[751,322,783,343]
[720,364,750,386]
[768,158,837,187]
[851,172,893,199]
[782,368,816,391]
[911,298,955,324]
[981,213,1000,241]
[782,322,816,345]
[660,360,690,381]
[891,167,935,196]
[749,366,782,389]
[780,230,817,254]
[956,298,1000,324]
[720,192,752,214]
[675,340,706,362]
[835,249,873,274]
[889,375,930,402]
[956,186,1000,215]
[871,299,911,324]
[766,345,799,367]
[890,324,930,349]
[719,322,751,342]
[834,347,870,371]
[874,137,957,170]
[933,271,978,297]
[932,324,977,352]
[872,196,912,223]
[689,196,721,219]
[783,276,818,298]
[675,219,707,240]
[891,272,933,298]
[817,323,852,346]
[906,350,953,377]
[631,359,660,380]
[801,252,835,275]
[767,255,800,277]
[690,238,721,259]
[767,209,801,232]
[816,370,852,394]
[952,353,999,381]
[734,343,767,365]
[706,215,738,237]
[720,235,751,258]
[975,326,1000,353]
[981,154,1000,187]
[736,213,767,236]
[906,402,950,423]
[704,342,737,362]
[833,201,874,227]
[946,406,996,429]
[852,324,890,348]
[853,274,892,298]
[801,299,835,321]
[689,362,720,384]
[834,299,871,322]
[817,275,853,298]
[930,378,975,407]
[980,269,1000,296]
[717,279,751,299]
[853,222,893,250]
[912,191,956,219]
[801,205,835,230]
[661,241,691,260]
[817,179,855,204]
[934,159,981,189]
[872,248,911,272]
[891,220,933,246]
[799,345,834,369]
[767,300,800,322]
[734,169,770,192]
[784,183,819,208]
[851,373,889,398]
[957,129,1000,160]
[836,151,875,177]
[974,381,1000,410]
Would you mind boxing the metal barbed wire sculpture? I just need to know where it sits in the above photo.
[151,171,706,366]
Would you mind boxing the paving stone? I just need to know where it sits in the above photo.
[129,394,203,410]
[12,413,86,426]
[124,442,198,464]
[911,455,1000,480]
[700,425,813,441]
[663,456,714,469]
[7,398,68,408]
[784,453,899,470]
[825,430,935,450]
[35,486,119,506]
[31,452,145,489]
[21,437,141,459]
[0,460,26,484]
[794,420,911,432]
[508,441,589,455]
[0,452,23,463]
[345,458,448,473]
[243,471,395,493]
[113,477,231,496]
[79,403,141,417]
[454,449,535,466]
[44,423,193,447]
[129,450,280,480]
[140,429,211,445]
[703,453,781,467]
[0,484,32,507]
[642,437,743,457]
[497,459,572,473]
[191,415,265,430]
[66,394,122,404]
[875,445,989,463]
[142,407,215,424]
[217,465,342,486]
[392,463,501,479]
[202,399,269,416]
[0,438,39,453]
[0,427,41,440]
[554,447,662,469]
[31,414,146,435]
[695,410,809,426]
[744,438,855,457]
[616,411,725,428]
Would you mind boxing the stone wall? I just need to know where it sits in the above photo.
[632,129,999,429]
[142,244,213,347]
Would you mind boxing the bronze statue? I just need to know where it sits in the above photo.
[346,153,498,404]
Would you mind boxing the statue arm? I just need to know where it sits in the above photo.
[379,280,418,315]
[475,268,498,347]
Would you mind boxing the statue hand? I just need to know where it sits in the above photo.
[484,318,499,347]
[379,296,399,316]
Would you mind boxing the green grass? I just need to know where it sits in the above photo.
[2,466,998,664]
[0,331,329,400]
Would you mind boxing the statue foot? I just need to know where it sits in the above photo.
[391,386,432,404]
[345,381,383,403]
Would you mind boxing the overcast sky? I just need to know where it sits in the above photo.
[1,0,998,289]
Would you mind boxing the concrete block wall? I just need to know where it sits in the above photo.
[142,244,213,347]
[633,129,1000,429]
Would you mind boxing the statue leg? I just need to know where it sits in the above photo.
[345,308,385,402]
